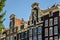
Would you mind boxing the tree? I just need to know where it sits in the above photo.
[0,0,6,35]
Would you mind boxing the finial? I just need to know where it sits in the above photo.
[32,2,39,8]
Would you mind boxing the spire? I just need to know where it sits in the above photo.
[10,14,15,19]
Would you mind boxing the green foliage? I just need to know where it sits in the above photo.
[0,0,6,35]
[0,0,6,12]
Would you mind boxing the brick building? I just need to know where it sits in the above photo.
[0,2,60,40]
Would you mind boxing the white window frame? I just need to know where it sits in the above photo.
[49,27,53,36]
[49,19,53,26]
[54,26,58,35]
[54,17,58,25]
[45,20,48,27]
[45,28,48,36]
[38,35,42,40]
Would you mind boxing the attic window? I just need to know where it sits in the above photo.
[21,24,24,29]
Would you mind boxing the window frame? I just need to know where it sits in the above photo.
[49,27,53,36]
[54,17,58,25]
[49,18,53,26]
[45,28,48,36]
[45,20,48,27]
[54,26,58,35]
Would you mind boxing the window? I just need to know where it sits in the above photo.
[38,26,42,34]
[28,21,30,25]
[38,35,42,40]
[45,28,48,36]
[21,24,24,29]
[10,36,13,40]
[34,20,36,25]
[19,34,21,40]
[49,19,53,26]
[54,26,58,35]
[45,38,48,40]
[10,21,14,27]
[54,36,58,40]
[33,28,37,36]
[29,37,32,40]
[49,37,53,40]
[21,33,24,39]
[33,36,37,40]
[29,29,32,35]
[49,27,53,36]
[10,29,12,33]
[25,32,27,38]
[45,20,48,27]
[54,17,58,25]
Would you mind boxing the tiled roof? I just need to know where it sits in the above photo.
[2,18,28,34]
[15,18,27,27]
[15,18,22,27]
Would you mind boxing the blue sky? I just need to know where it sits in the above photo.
[3,0,60,28]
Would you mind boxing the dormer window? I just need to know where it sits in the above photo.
[21,24,24,29]
[28,21,30,25]
[11,21,13,27]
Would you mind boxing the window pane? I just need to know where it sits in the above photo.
[25,32,27,38]
[38,26,42,34]
[29,29,32,35]
[33,36,37,40]
[21,24,24,29]
[10,29,12,33]
[49,27,53,36]
[38,35,42,40]
[33,28,37,36]
[54,36,58,40]
[49,37,53,40]
[10,36,13,40]
[20,33,24,39]
[54,17,58,25]
[45,38,48,40]
[49,19,53,26]
[29,37,32,40]
[45,20,48,27]
[45,28,48,36]
[19,34,21,40]
[54,26,58,35]
[10,21,14,27]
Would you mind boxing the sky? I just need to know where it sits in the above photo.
[3,0,60,28]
